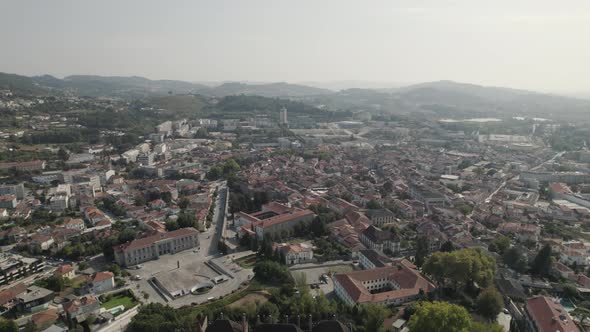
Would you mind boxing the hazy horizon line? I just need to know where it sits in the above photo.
[3,69,590,97]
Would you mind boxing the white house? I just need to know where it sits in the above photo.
[559,241,590,266]
[273,242,314,265]
[89,271,115,294]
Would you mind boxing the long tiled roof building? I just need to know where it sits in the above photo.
[114,228,198,267]
[333,259,435,306]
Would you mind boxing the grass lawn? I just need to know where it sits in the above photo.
[101,295,137,310]
[235,254,257,269]
[190,280,275,313]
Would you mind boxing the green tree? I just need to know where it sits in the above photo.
[223,159,240,175]
[362,303,390,332]
[531,244,552,276]
[165,219,179,231]
[366,200,381,209]
[128,303,183,332]
[414,236,430,267]
[310,217,328,237]
[408,301,472,332]
[470,322,504,332]
[161,192,172,204]
[441,240,455,252]
[107,264,121,277]
[118,229,137,244]
[476,287,504,321]
[502,247,528,273]
[102,236,118,260]
[258,301,279,322]
[194,127,209,138]
[563,284,579,299]
[455,204,473,216]
[78,261,89,270]
[57,147,69,161]
[46,276,65,292]
[177,213,197,228]
[206,165,223,180]
[489,236,510,255]
[0,317,19,332]
[253,260,293,284]
[178,197,190,210]
[423,248,496,289]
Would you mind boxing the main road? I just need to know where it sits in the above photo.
[203,181,228,256]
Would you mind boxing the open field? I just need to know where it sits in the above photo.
[227,290,271,308]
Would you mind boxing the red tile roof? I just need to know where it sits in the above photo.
[0,160,45,168]
[0,282,27,305]
[334,261,435,304]
[63,218,84,226]
[63,295,98,314]
[0,195,16,202]
[91,271,114,283]
[115,227,198,252]
[526,296,580,332]
[32,308,58,326]
[255,209,315,229]
[96,219,112,227]
[550,183,572,195]
[54,264,74,276]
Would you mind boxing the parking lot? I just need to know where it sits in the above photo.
[290,263,353,298]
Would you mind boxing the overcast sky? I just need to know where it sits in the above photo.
[1,0,589,93]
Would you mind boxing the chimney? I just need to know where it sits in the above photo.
[242,313,248,332]
[308,314,313,332]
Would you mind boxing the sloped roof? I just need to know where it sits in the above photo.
[54,264,74,276]
[115,227,198,252]
[0,282,26,305]
[333,261,435,304]
[91,271,114,283]
[526,296,579,332]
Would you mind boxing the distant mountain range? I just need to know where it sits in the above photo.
[196,82,333,98]
[1,72,589,121]
[0,72,332,98]
[388,80,590,118]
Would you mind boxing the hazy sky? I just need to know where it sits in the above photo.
[1,0,589,93]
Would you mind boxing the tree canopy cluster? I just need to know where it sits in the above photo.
[422,248,496,290]
[408,301,503,332]
[206,159,240,180]
[253,260,293,285]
